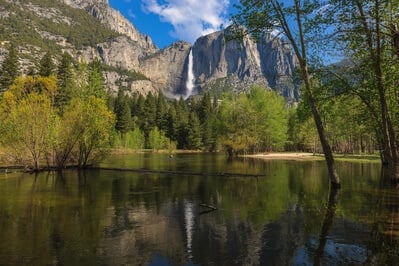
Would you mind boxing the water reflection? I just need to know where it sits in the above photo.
[184,200,194,259]
[314,188,340,266]
[0,154,398,264]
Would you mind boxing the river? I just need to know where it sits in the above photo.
[0,153,397,265]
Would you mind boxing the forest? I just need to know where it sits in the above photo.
[0,44,380,172]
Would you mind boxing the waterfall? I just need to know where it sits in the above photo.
[185,48,195,99]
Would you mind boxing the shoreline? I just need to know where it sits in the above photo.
[243,152,322,161]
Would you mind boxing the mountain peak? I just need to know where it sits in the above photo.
[60,0,157,52]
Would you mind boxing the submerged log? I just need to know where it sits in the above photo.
[199,203,217,210]
[94,167,264,178]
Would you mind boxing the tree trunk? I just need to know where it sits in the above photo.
[373,1,399,182]
[290,0,340,188]
[302,64,341,188]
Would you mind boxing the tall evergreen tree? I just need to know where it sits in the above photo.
[55,53,75,112]
[38,51,55,77]
[57,52,74,89]
[187,112,202,150]
[114,89,132,134]
[142,93,157,134]
[0,43,19,93]
[156,93,168,131]
[88,62,106,99]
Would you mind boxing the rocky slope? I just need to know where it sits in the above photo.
[0,0,298,101]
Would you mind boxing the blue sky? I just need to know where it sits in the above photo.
[108,0,239,49]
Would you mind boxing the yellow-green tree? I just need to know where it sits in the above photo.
[65,96,115,167]
[0,92,57,170]
[0,69,116,170]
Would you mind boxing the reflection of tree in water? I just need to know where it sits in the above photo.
[366,170,399,264]
[314,188,339,266]
[259,204,304,265]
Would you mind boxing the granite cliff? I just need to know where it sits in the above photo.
[0,0,298,101]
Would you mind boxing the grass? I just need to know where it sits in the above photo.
[333,153,381,163]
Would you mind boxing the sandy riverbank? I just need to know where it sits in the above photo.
[243,152,322,161]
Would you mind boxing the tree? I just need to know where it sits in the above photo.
[64,96,115,168]
[187,112,202,150]
[88,61,106,99]
[156,93,168,131]
[114,128,144,150]
[141,92,157,147]
[55,52,75,112]
[38,51,55,77]
[233,0,341,188]
[148,127,168,151]
[218,86,287,156]
[114,90,132,134]
[325,0,399,181]
[0,92,56,171]
[0,43,19,92]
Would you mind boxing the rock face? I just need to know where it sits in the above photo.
[189,30,298,100]
[138,30,298,101]
[140,41,192,97]
[0,0,299,101]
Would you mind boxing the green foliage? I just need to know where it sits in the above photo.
[101,64,150,82]
[0,43,19,92]
[0,59,116,169]
[0,0,119,50]
[114,90,132,134]
[38,51,55,77]
[114,128,144,150]
[187,112,202,150]
[0,92,57,170]
[148,127,170,151]
[218,86,288,156]
[55,53,75,112]
[69,96,115,167]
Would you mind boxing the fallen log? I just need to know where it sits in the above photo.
[94,167,264,178]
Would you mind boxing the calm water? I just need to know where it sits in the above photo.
[0,153,398,265]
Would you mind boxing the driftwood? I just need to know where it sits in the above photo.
[199,203,218,215]
[199,203,217,210]
[95,167,264,178]
[0,165,265,178]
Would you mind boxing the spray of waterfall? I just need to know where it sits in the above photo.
[185,48,195,99]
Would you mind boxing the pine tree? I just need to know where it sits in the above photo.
[142,92,157,146]
[156,93,168,131]
[187,112,202,150]
[57,52,74,89]
[88,62,106,99]
[55,53,75,112]
[0,43,19,92]
[114,89,132,134]
[39,51,55,77]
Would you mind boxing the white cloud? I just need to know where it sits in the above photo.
[128,9,136,18]
[141,0,230,43]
